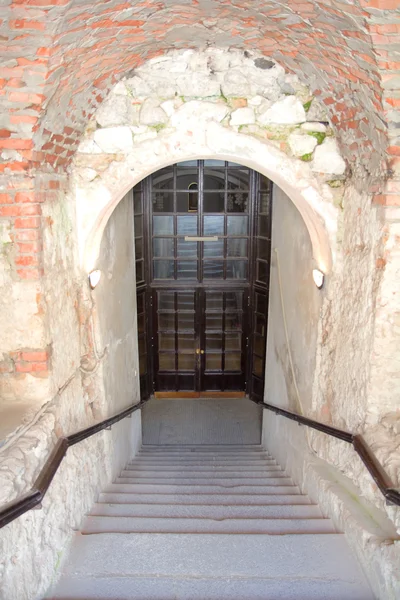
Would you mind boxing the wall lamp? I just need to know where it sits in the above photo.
[312,268,324,289]
[88,269,102,290]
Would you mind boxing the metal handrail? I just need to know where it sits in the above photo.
[251,398,400,507]
[0,398,150,530]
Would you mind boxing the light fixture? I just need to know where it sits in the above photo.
[88,269,101,290]
[312,268,324,289]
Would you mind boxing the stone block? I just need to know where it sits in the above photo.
[301,122,327,133]
[288,133,318,157]
[96,95,129,128]
[312,138,346,175]
[258,97,306,125]
[230,107,255,126]
[139,98,168,127]
[93,127,134,153]
[170,101,229,129]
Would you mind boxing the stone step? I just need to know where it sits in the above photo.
[142,444,265,450]
[132,457,277,465]
[98,492,311,505]
[89,502,323,520]
[125,463,281,472]
[115,475,293,486]
[82,515,336,535]
[139,450,269,457]
[104,483,300,495]
[46,533,373,599]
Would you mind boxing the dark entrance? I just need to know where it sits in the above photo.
[134,160,272,400]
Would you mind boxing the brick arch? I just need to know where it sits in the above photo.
[1,0,393,179]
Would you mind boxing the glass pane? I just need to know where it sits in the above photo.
[139,354,147,376]
[153,166,174,189]
[178,312,194,330]
[257,238,269,261]
[256,294,267,315]
[177,260,197,279]
[204,215,224,236]
[227,238,247,257]
[227,215,248,235]
[137,293,144,314]
[259,192,270,214]
[225,353,241,371]
[225,291,243,311]
[158,291,174,310]
[133,192,142,214]
[203,261,224,279]
[206,354,222,370]
[153,191,173,212]
[176,191,198,213]
[159,313,175,330]
[153,216,173,235]
[153,238,174,257]
[177,239,197,257]
[258,215,269,237]
[206,314,223,330]
[178,354,195,370]
[257,260,269,284]
[203,192,225,213]
[138,315,145,335]
[260,174,270,191]
[225,312,242,331]
[136,261,144,283]
[134,216,143,237]
[253,355,264,377]
[153,260,174,279]
[176,166,198,188]
[254,335,266,357]
[204,159,225,167]
[255,315,266,336]
[226,260,248,280]
[159,354,175,370]
[203,168,225,190]
[206,333,223,351]
[178,160,198,167]
[177,215,197,235]
[135,237,143,260]
[178,334,195,352]
[203,240,224,258]
[206,292,223,310]
[225,333,241,351]
[159,332,175,351]
[138,337,146,356]
[227,193,248,212]
[227,168,249,190]
[177,292,195,311]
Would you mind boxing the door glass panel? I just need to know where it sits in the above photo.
[206,333,223,351]
[254,335,266,356]
[206,292,223,310]
[204,215,224,236]
[255,315,266,336]
[159,333,175,351]
[159,354,175,370]
[204,169,225,190]
[259,192,270,214]
[177,293,195,310]
[256,294,267,315]
[226,260,247,280]
[177,240,197,257]
[153,216,173,235]
[153,166,173,189]
[227,168,249,190]
[177,215,197,235]
[136,261,144,283]
[206,354,222,371]
[158,291,174,310]
[153,191,173,212]
[203,261,224,279]
[137,294,144,314]
[178,334,196,352]
[258,215,269,236]
[206,314,223,330]
[159,313,175,330]
[257,260,269,284]
[225,291,243,311]
[227,238,247,257]
[134,216,143,237]
[225,312,242,331]
[177,191,198,213]
[257,238,269,261]
[203,240,224,258]
[153,260,174,279]
[225,333,242,351]
[138,314,145,334]
[176,166,198,188]
[203,192,224,213]
[139,354,147,376]
[135,237,143,260]
[253,355,263,377]
[227,215,248,235]
[133,192,142,213]
[138,337,146,356]
[177,312,194,330]
[225,353,241,371]
[227,193,248,212]
[179,354,195,370]
[177,261,197,279]
[153,238,174,257]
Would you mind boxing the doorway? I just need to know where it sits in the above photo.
[134,160,272,400]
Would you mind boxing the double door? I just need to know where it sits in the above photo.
[154,287,248,395]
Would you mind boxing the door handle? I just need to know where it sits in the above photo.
[196,349,205,355]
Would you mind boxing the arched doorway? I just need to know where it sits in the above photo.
[134,160,272,401]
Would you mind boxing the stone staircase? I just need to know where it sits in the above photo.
[45,443,374,599]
